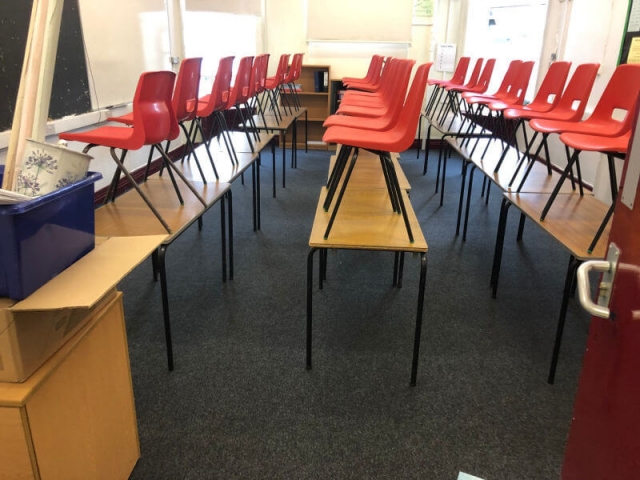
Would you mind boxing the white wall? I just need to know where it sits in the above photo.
[541,0,629,202]
[1,0,632,200]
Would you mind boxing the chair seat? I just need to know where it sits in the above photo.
[529,118,625,136]
[503,103,557,120]
[323,113,394,130]
[323,124,405,152]
[559,131,631,153]
[107,111,134,124]
[60,126,137,150]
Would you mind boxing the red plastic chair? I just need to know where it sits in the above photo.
[530,64,640,220]
[344,56,388,93]
[335,58,408,118]
[107,58,208,183]
[323,59,416,130]
[249,53,271,127]
[508,63,600,189]
[282,53,305,110]
[321,62,433,241]
[338,58,409,110]
[342,54,384,90]
[488,60,572,169]
[262,53,288,121]
[59,71,206,233]
[225,56,258,152]
[424,56,470,119]
[191,56,237,167]
[559,130,631,252]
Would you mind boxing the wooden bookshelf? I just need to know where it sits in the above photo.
[283,64,331,150]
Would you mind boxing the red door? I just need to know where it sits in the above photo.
[562,123,640,477]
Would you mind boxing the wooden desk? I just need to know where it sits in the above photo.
[491,192,611,383]
[0,292,139,480]
[457,137,580,239]
[250,108,308,175]
[206,131,281,198]
[307,187,428,385]
[96,173,232,372]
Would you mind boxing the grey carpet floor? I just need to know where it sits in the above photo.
[120,146,589,480]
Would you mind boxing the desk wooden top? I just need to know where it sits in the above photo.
[504,192,610,260]
[179,145,258,184]
[309,187,427,253]
[464,139,576,194]
[250,108,307,131]
[95,173,231,241]
[208,131,276,154]
[329,152,411,192]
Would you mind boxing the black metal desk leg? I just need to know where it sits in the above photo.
[548,255,581,384]
[307,248,319,370]
[220,196,227,283]
[252,163,257,232]
[152,249,159,282]
[272,142,277,198]
[228,190,234,280]
[158,245,174,371]
[410,253,428,386]
[257,154,261,230]
[490,199,512,298]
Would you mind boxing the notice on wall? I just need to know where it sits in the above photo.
[435,43,457,73]
[628,37,640,63]
[628,0,640,32]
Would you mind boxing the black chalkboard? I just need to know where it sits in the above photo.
[0,0,91,132]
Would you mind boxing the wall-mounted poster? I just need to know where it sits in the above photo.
[619,0,640,64]
[413,0,434,25]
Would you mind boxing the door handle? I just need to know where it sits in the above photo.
[576,243,620,319]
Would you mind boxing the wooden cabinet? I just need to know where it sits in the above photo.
[283,64,331,150]
[0,291,139,480]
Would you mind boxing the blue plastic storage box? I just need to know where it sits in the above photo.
[0,166,102,300]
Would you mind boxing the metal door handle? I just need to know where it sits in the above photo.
[577,260,612,319]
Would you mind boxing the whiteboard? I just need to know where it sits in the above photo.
[78,0,171,109]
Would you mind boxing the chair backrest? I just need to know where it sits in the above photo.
[270,53,291,87]
[526,60,571,111]
[361,55,384,83]
[452,58,495,94]
[375,59,416,123]
[549,63,601,121]
[472,58,496,93]
[172,57,202,124]
[464,58,484,89]
[251,53,270,96]
[499,60,534,106]
[584,63,640,135]
[195,56,234,117]
[450,56,471,86]
[490,59,523,98]
[291,53,305,82]
[389,62,434,151]
[227,56,255,106]
[283,53,304,84]
[132,70,177,146]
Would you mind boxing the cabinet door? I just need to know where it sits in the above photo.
[0,408,35,479]
[27,295,139,480]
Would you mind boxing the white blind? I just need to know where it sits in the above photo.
[306,0,413,43]
[184,0,261,16]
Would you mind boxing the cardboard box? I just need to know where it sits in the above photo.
[0,235,166,382]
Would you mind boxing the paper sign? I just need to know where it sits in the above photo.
[435,44,457,73]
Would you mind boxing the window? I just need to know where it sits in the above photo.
[183,12,261,94]
[464,0,548,101]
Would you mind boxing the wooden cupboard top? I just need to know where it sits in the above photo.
[504,192,611,260]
